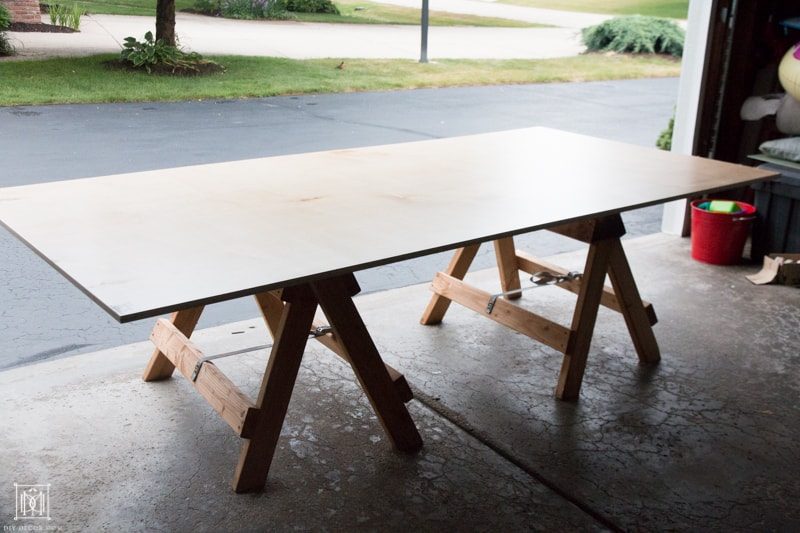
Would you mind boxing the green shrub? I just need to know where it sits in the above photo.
[0,31,11,56]
[219,0,293,19]
[193,0,219,14]
[195,0,296,19]
[49,3,85,30]
[0,4,12,56]
[219,0,255,18]
[0,4,11,30]
[120,31,221,74]
[582,16,684,57]
[282,0,338,15]
[656,115,675,150]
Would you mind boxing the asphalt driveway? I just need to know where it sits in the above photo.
[0,77,679,369]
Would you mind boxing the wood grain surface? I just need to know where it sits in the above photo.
[0,127,776,322]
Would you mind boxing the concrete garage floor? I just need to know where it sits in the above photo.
[1,233,798,531]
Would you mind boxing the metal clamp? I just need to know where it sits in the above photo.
[191,325,334,382]
[310,325,333,337]
[486,271,582,314]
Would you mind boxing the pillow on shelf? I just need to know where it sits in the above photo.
[760,137,800,162]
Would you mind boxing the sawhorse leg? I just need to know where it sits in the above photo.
[232,284,319,492]
[312,276,422,453]
[143,273,422,493]
[494,236,521,300]
[420,238,519,325]
[421,214,660,400]
[143,306,204,381]
[255,291,413,402]
[607,239,660,365]
[233,274,421,492]
[421,244,480,325]
[556,238,613,399]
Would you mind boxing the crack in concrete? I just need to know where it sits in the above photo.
[409,385,623,532]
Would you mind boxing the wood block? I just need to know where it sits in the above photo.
[549,216,625,244]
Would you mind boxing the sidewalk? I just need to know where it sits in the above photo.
[370,0,610,28]
[369,0,686,28]
[8,12,584,59]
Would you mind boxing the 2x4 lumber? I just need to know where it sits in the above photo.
[254,290,285,336]
[607,239,661,364]
[430,272,570,353]
[312,327,414,403]
[253,291,413,403]
[312,274,423,453]
[515,250,657,326]
[233,286,319,493]
[494,237,521,300]
[421,243,481,325]
[143,306,205,381]
[150,319,260,438]
[556,240,614,400]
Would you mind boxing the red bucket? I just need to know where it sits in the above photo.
[690,200,757,265]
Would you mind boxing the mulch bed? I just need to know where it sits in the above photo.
[8,22,77,33]
[103,58,225,76]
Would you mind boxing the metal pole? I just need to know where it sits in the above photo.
[420,0,429,63]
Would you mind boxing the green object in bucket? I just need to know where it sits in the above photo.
[708,200,739,213]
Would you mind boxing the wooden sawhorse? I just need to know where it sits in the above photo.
[421,214,661,400]
[141,274,422,492]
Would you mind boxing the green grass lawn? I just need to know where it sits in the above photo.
[70,0,540,26]
[495,0,689,19]
[0,54,681,106]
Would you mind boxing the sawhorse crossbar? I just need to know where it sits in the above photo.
[421,214,661,400]
[142,274,422,493]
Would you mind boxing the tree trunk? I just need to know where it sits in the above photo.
[155,0,176,46]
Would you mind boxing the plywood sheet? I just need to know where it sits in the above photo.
[0,128,776,322]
